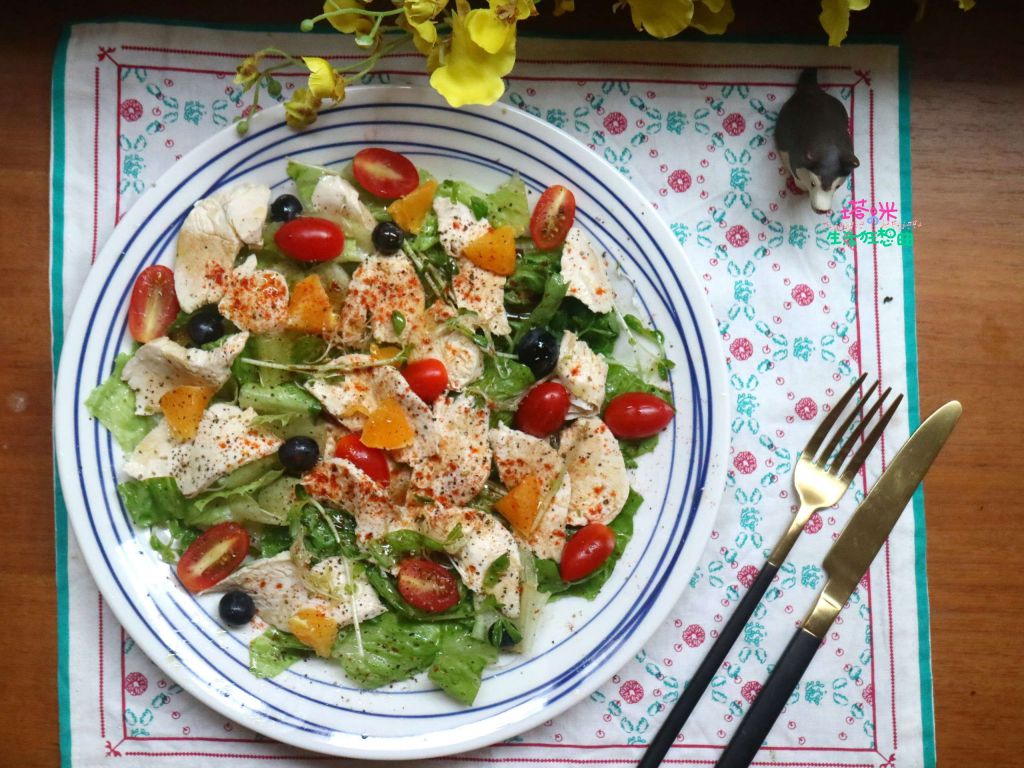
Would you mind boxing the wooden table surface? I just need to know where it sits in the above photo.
[2,1,1022,765]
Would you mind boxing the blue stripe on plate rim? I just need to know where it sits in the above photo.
[59,92,724,752]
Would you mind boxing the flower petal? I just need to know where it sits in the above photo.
[430,7,515,107]
[623,0,694,39]
[467,9,513,54]
[690,0,734,34]
[303,57,339,100]
[323,0,373,35]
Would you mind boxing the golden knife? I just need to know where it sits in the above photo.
[716,400,963,768]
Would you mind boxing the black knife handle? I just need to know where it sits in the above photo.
[715,627,821,768]
[637,561,779,768]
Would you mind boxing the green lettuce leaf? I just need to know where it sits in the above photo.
[470,355,535,406]
[487,174,530,235]
[427,624,498,705]
[117,476,194,528]
[333,612,442,689]
[549,298,621,356]
[250,627,311,678]
[536,488,642,600]
[85,353,157,451]
[366,529,447,571]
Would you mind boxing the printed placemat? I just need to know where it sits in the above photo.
[51,20,928,767]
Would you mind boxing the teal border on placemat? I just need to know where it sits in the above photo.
[898,42,935,768]
[51,23,72,768]
[49,20,927,765]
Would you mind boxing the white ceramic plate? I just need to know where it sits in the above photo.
[54,86,728,759]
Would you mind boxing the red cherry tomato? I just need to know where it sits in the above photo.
[397,557,460,613]
[515,381,570,438]
[128,265,180,343]
[352,148,420,199]
[529,185,576,249]
[559,523,616,582]
[176,522,250,593]
[603,393,676,439]
[274,217,345,262]
[335,433,390,486]
[402,359,449,404]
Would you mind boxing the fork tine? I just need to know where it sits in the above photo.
[840,393,905,484]
[802,373,867,459]
[816,379,880,466]
[827,386,891,473]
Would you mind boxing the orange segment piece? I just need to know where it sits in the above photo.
[287,275,338,335]
[494,474,544,535]
[288,608,338,658]
[463,225,516,276]
[159,385,213,441]
[361,398,415,449]
[388,179,439,234]
[370,343,403,365]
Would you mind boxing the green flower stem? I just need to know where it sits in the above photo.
[304,6,404,30]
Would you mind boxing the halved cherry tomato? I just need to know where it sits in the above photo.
[559,523,616,582]
[176,522,250,593]
[128,265,180,343]
[402,359,449,404]
[334,433,390,486]
[274,217,345,262]
[352,148,419,199]
[529,185,576,249]
[397,557,460,613]
[514,381,570,438]
[603,393,676,439]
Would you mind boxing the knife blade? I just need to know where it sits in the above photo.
[716,400,962,768]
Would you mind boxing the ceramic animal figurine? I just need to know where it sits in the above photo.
[776,68,859,214]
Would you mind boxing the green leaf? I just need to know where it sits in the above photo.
[505,246,562,308]
[483,553,510,589]
[486,174,530,236]
[253,525,293,558]
[427,624,498,705]
[537,489,642,600]
[85,353,157,452]
[604,362,673,404]
[117,477,194,528]
[292,504,361,561]
[333,612,442,689]
[286,160,330,208]
[391,310,407,337]
[239,382,322,416]
[526,273,568,329]
[437,179,487,213]
[470,355,535,406]
[366,529,447,571]
[409,210,440,252]
[250,627,311,678]
[470,196,490,220]
[549,298,621,356]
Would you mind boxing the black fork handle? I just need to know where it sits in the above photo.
[637,562,779,768]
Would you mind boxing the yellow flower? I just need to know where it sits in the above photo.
[303,57,339,100]
[553,0,574,16]
[399,0,449,55]
[818,0,870,47]
[322,0,373,35]
[284,87,323,130]
[690,0,734,34]
[430,0,516,107]
[234,52,265,89]
[617,0,694,39]
[467,8,514,54]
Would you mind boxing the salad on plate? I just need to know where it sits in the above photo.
[86,147,679,705]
